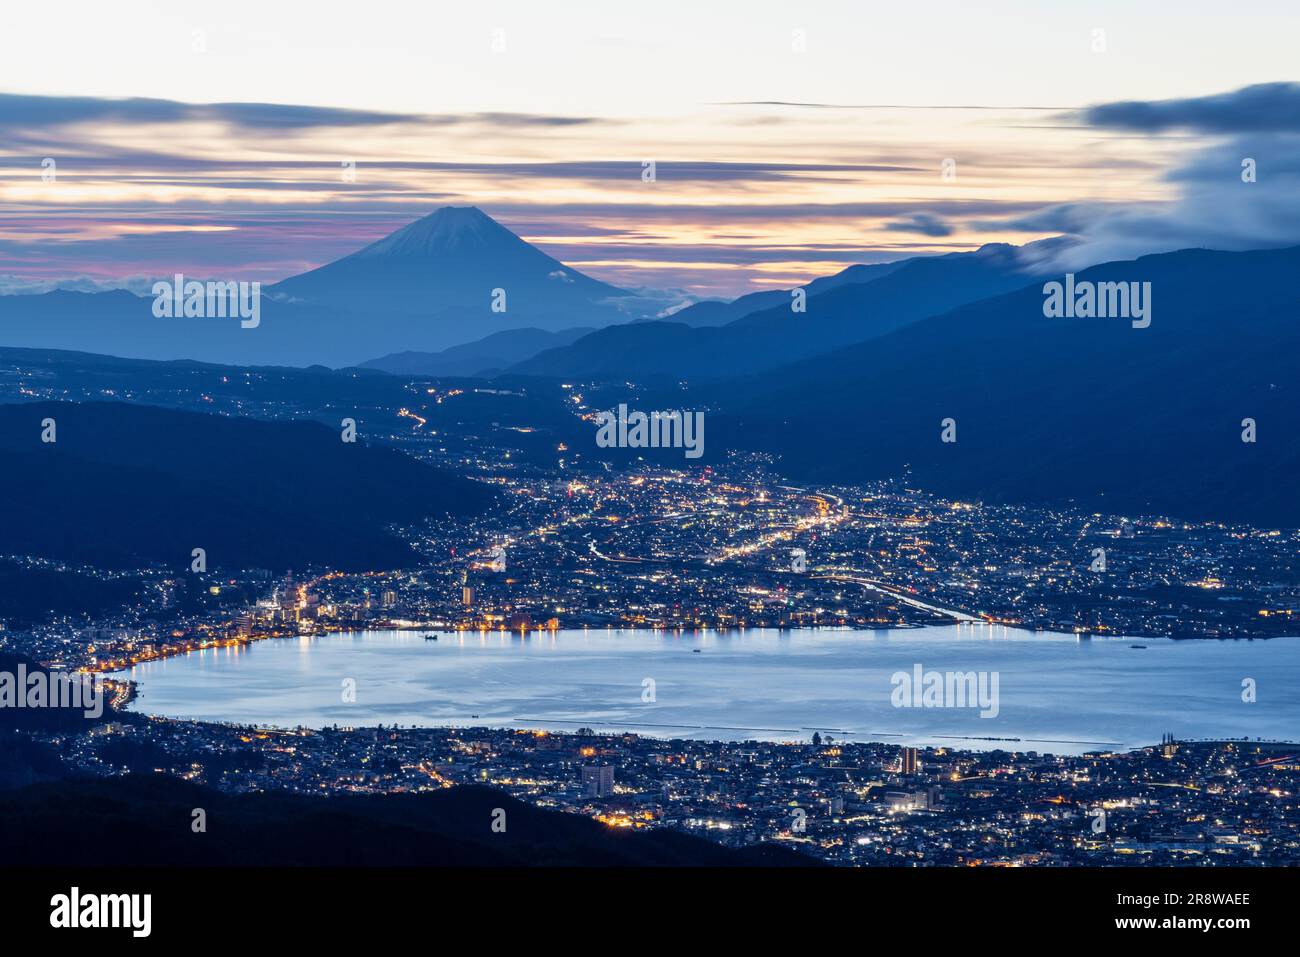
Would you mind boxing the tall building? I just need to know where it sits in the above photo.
[582,765,615,798]
[278,585,300,622]
[900,747,919,776]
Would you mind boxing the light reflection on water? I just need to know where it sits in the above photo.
[120,625,1300,755]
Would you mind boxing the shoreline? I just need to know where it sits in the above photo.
[111,625,1300,757]
[92,616,1299,682]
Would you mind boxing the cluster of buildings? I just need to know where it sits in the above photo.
[5,459,1298,681]
[29,716,1300,866]
[387,465,1300,639]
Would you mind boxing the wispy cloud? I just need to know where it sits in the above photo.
[6,84,1283,296]
[716,101,1068,111]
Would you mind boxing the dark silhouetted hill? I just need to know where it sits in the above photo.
[708,245,1300,526]
[0,653,122,733]
[0,774,816,867]
[0,559,144,627]
[0,401,495,570]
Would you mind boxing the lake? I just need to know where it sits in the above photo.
[118,625,1300,754]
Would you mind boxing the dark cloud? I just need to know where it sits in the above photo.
[884,212,953,237]
[1079,82,1300,134]
[0,92,606,133]
[0,152,921,182]
[466,111,606,128]
[0,149,927,198]
[969,203,1125,235]
[968,83,1300,271]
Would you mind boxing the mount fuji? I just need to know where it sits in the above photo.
[270,206,630,320]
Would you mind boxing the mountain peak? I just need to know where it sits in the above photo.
[356,206,519,258]
[268,205,630,320]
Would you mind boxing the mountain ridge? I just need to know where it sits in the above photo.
[510,242,1045,380]
[359,325,596,377]
[705,243,1300,526]
[0,400,496,570]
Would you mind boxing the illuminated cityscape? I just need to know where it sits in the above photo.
[1,358,1296,870]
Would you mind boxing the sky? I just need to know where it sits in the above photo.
[1,0,1299,299]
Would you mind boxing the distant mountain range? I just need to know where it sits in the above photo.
[352,259,919,375]
[360,326,596,377]
[0,208,668,367]
[510,243,1047,379]
[0,401,495,570]
[0,207,1065,377]
[0,345,594,473]
[660,260,907,328]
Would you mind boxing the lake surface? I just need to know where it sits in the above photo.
[119,626,1300,754]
